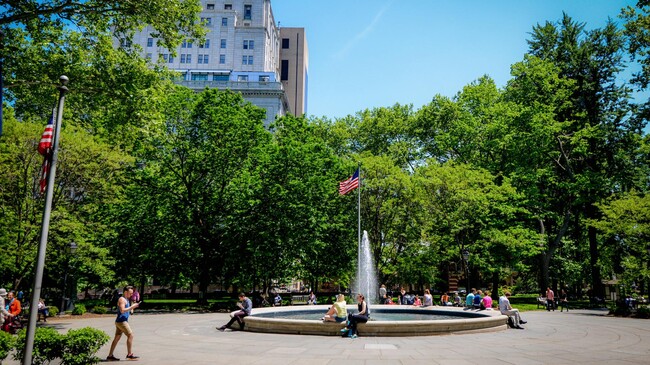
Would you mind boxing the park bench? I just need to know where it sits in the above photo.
[537,297,547,309]
[290,295,309,305]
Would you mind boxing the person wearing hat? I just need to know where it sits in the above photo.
[0,289,11,329]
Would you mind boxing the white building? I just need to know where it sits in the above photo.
[121,0,308,125]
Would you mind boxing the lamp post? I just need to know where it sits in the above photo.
[59,241,77,315]
[462,249,470,294]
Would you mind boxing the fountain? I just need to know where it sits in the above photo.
[242,230,508,336]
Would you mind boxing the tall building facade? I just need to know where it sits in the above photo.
[122,0,308,125]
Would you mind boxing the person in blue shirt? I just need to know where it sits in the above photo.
[218,293,252,331]
[473,290,482,309]
[465,289,475,308]
[106,286,141,361]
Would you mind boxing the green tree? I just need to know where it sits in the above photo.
[135,87,270,300]
[0,109,131,294]
[526,13,639,297]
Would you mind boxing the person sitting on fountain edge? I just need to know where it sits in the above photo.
[341,293,369,338]
[322,294,347,322]
[218,293,252,332]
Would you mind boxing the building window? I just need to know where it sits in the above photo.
[147,38,153,47]
[146,53,152,60]
[237,75,248,82]
[199,39,210,48]
[244,5,252,20]
[180,54,192,63]
[282,38,290,49]
[201,17,212,26]
[198,54,209,64]
[219,54,226,64]
[243,40,254,50]
[224,4,232,10]
[242,55,253,65]
[207,3,214,10]
[281,60,289,80]
[222,17,228,26]
[259,75,270,82]
[191,73,208,81]
[120,38,132,48]
[220,39,226,48]
[213,74,229,81]
[182,40,193,48]
[160,54,174,63]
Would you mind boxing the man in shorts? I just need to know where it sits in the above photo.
[107,286,141,361]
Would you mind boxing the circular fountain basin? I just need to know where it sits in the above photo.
[243,305,508,336]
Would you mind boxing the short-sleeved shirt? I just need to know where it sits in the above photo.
[482,296,493,308]
[333,301,347,318]
[498,296,510,313]
[466,293,475,306]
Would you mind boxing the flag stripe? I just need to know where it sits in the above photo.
[38,114,54,156]
[38,110,56,194]
[339,168,360,195]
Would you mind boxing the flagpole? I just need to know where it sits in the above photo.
[23,75,69,365]
[0,29,4,136]
[357,162,361,295]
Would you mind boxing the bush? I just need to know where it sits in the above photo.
[92,306,108,314]
[48,306,59,317]
[634,305,650,319]
[71,304,86,316]
[62,328,110,365]
[0,330,15,362]
[13,327,65,364]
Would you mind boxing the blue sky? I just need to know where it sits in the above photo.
[271,0,637,119]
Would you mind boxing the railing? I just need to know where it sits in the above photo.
[176,80,283,91]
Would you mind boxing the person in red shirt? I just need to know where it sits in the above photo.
[6,291,21,317]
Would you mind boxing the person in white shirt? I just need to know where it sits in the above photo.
[499,292,527,329]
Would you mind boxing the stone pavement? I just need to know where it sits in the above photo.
[6,308,650,364]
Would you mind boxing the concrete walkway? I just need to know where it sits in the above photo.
[6,308,649,364]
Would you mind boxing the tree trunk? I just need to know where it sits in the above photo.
[491,271,499,300]
[588,225,604,298]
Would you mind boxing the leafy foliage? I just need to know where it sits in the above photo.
[62,327,110,365]
[13,327,64,364]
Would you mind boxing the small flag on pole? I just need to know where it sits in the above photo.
[38,112,55,194]
[339,168,360,195]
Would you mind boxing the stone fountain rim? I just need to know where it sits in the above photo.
[241,305,509,336]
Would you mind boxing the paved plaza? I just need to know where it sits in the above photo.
[6,308,649,364]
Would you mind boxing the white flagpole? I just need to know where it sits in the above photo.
[357,163,361,294]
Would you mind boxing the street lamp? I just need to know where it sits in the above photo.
[59,241,77,315]
[462,249,470,294]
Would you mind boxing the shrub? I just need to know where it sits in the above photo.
[92,306,108,314]
[634,305,650,319]
[0,330,15,362]
[13,327,64,364]
[48,306,59,317]
[62,328,110,365]
[71,304,86,316]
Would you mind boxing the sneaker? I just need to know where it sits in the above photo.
[126,354,139,359]
[350,334,358,339]
[106,355,120,361]
[217,326,226,332]
[520,320,527,324]
[339,328,348,333]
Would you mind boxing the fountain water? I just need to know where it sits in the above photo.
[354,230,377,303]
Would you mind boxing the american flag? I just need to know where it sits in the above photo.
[339,168,360,195]
[38,112,55,194]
